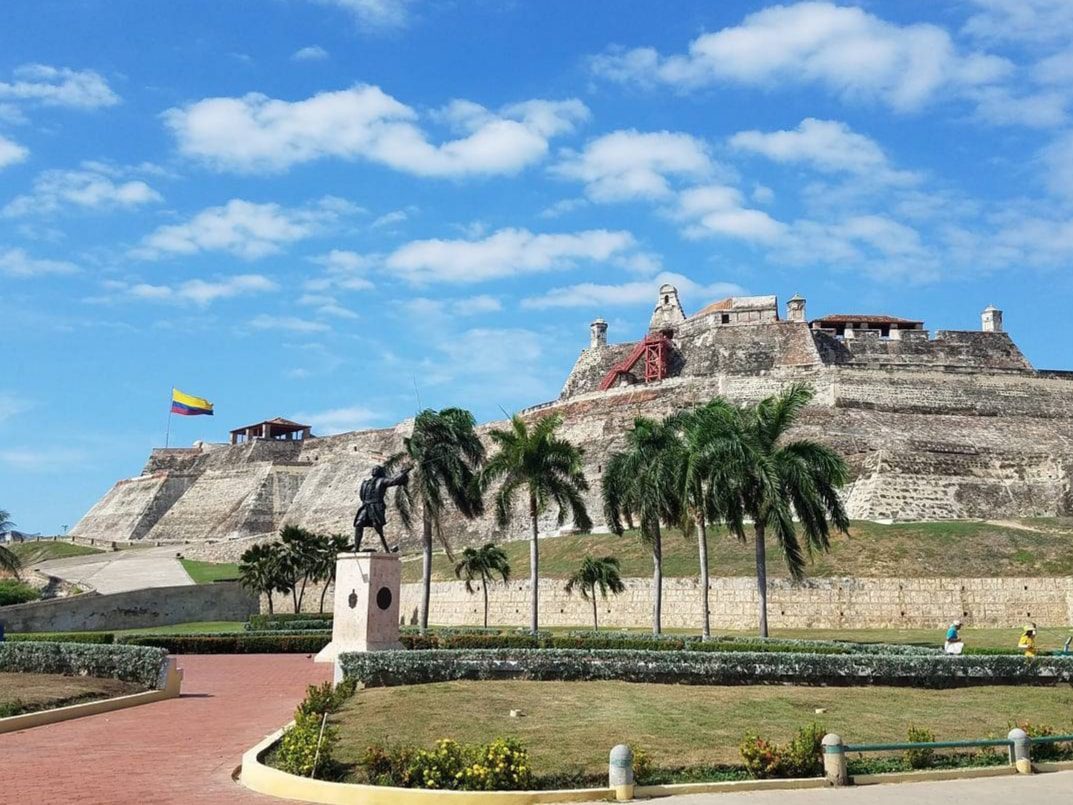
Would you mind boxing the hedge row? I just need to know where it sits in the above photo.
[244,618,334,632]
[0,641,168,688]
[4,632,117,644]
[398,634,854,654]
[247,613,333,629]
[339,649,1073,689]
[117,632,331,654]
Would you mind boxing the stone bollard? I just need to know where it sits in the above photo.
[1008,728,1032,774]
[608,744,634,801]
[822,734,848,786]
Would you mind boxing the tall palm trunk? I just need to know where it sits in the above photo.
[591,582,599,631]
[755,522,768,638]
[696,511,710,639]
[652,523,663,635]
[318,578,331,613]
[420,510,433,635]
[482,571,489,628]
[529,492,539,635]
[266,589,274,614]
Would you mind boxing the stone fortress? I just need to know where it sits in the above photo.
[72,285,1073,558]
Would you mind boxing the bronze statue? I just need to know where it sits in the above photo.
[353,464,411,552]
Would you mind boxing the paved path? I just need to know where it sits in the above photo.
[0,654,330,804]
[660,772,1073,803]
[36,545,194,593]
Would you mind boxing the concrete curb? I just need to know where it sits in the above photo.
[0,657,182,735]
[851,765,1016,786]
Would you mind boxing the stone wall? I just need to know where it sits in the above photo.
[264,575,1073,629]
[0,582,258,633]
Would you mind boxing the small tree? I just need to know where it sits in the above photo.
[481,413,592,635]
[565,555,625,631]
[313,533,349,613]
[454,543,511,628]
[239,542,281,614]
[0,509,21,577]
[602,417,684,635]
[280,525,319,613]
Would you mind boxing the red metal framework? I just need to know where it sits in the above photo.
[598,333,672,391]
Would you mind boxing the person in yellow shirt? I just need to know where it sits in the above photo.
[1018,624,1037,657]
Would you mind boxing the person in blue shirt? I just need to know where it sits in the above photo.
[944,620,963,654]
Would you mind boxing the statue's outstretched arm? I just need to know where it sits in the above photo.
[385,465,413,487]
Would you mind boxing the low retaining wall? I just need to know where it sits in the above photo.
[0,581,258,632]
[267,576,1073,629]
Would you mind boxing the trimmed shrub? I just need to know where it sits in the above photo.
[0,641,167,688]
[118,632,330,654]
[274,676,356,779]
[245,618,333,632]
[359,738,532,790]
[247,613,333,630]
[5,631,115,644]
[0,579,40,606]
[905,725,936,769]
[339,648,1073,689]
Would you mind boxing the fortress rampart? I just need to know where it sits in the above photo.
[71,288,1073,551]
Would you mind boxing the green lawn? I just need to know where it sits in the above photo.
[9,541,102,565]
[179,558,240,584]
[334,680,1073,779]
[400,518,1073,583]
[115,620,245,635]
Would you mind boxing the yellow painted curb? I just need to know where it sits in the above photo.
[851,765,1016,786]
[0,657,183,734]
[239,726,830,804]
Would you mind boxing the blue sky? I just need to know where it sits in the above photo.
[3,1,1073,533]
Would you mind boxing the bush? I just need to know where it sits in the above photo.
[117,632,330,654]
[277,712,338,778]
[740,724,824,779]
[904,725,936,769]
[5,631,115,644]
[359,738,532,790]
[1012,721,1073,762]
[245,618,334,632]
[296,679,356,718]
[0,579,40,606]
[0,641,168,688]
[339,648,1073,689]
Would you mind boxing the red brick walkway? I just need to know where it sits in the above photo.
[0,654,331,804]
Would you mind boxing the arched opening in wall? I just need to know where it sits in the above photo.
[664,295,669,304]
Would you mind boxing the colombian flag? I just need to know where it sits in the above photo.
[171,388,214,416]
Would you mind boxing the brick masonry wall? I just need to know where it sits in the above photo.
[267,575,1073,629]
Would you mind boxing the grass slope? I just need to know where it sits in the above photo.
[334,680,1073,777]
[180,559,240,584]
[9,541,102,565]
[401,518,1073,583]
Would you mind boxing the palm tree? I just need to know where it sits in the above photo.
[481,413,592,635]
[565,555,625,631]
[391,408,485,635]
[0,509,20,577]
[454,543,511,628]
[669,400,742,639]
[602,417,684,635]
[313,534,350,613]
[280,525,319,612]
[711,384,850,637]
[239,541,281,614]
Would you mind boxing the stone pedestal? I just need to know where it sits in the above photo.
[315,552,401,666]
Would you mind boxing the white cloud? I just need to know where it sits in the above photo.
[553,130,714,201]
[962,0,1073,45]
[385,227,637,284]
[305,249,376,291]
[311,0,411,29]
[116,274,279,306]
[3,165,162,217]
[402,294,503,321]
[298,293,358,319]
[730,118,920,184]
[591,2,1010,112]
[292,45,329,61]
[0,446,88,471]
[134,197,354,260]
[0,135,28,169]
[675,185,786,242]
[0,64,119,109]
[1040,131,1073,200]
[164,85,588,177]
[249,314,330,333]
[294,405,383,435]
[0,392,30,424]
[523,272,746,310]
[0,247,78,278]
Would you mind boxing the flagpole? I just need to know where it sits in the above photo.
[165,389,173,448]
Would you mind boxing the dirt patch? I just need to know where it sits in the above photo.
[0,672,145,718]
